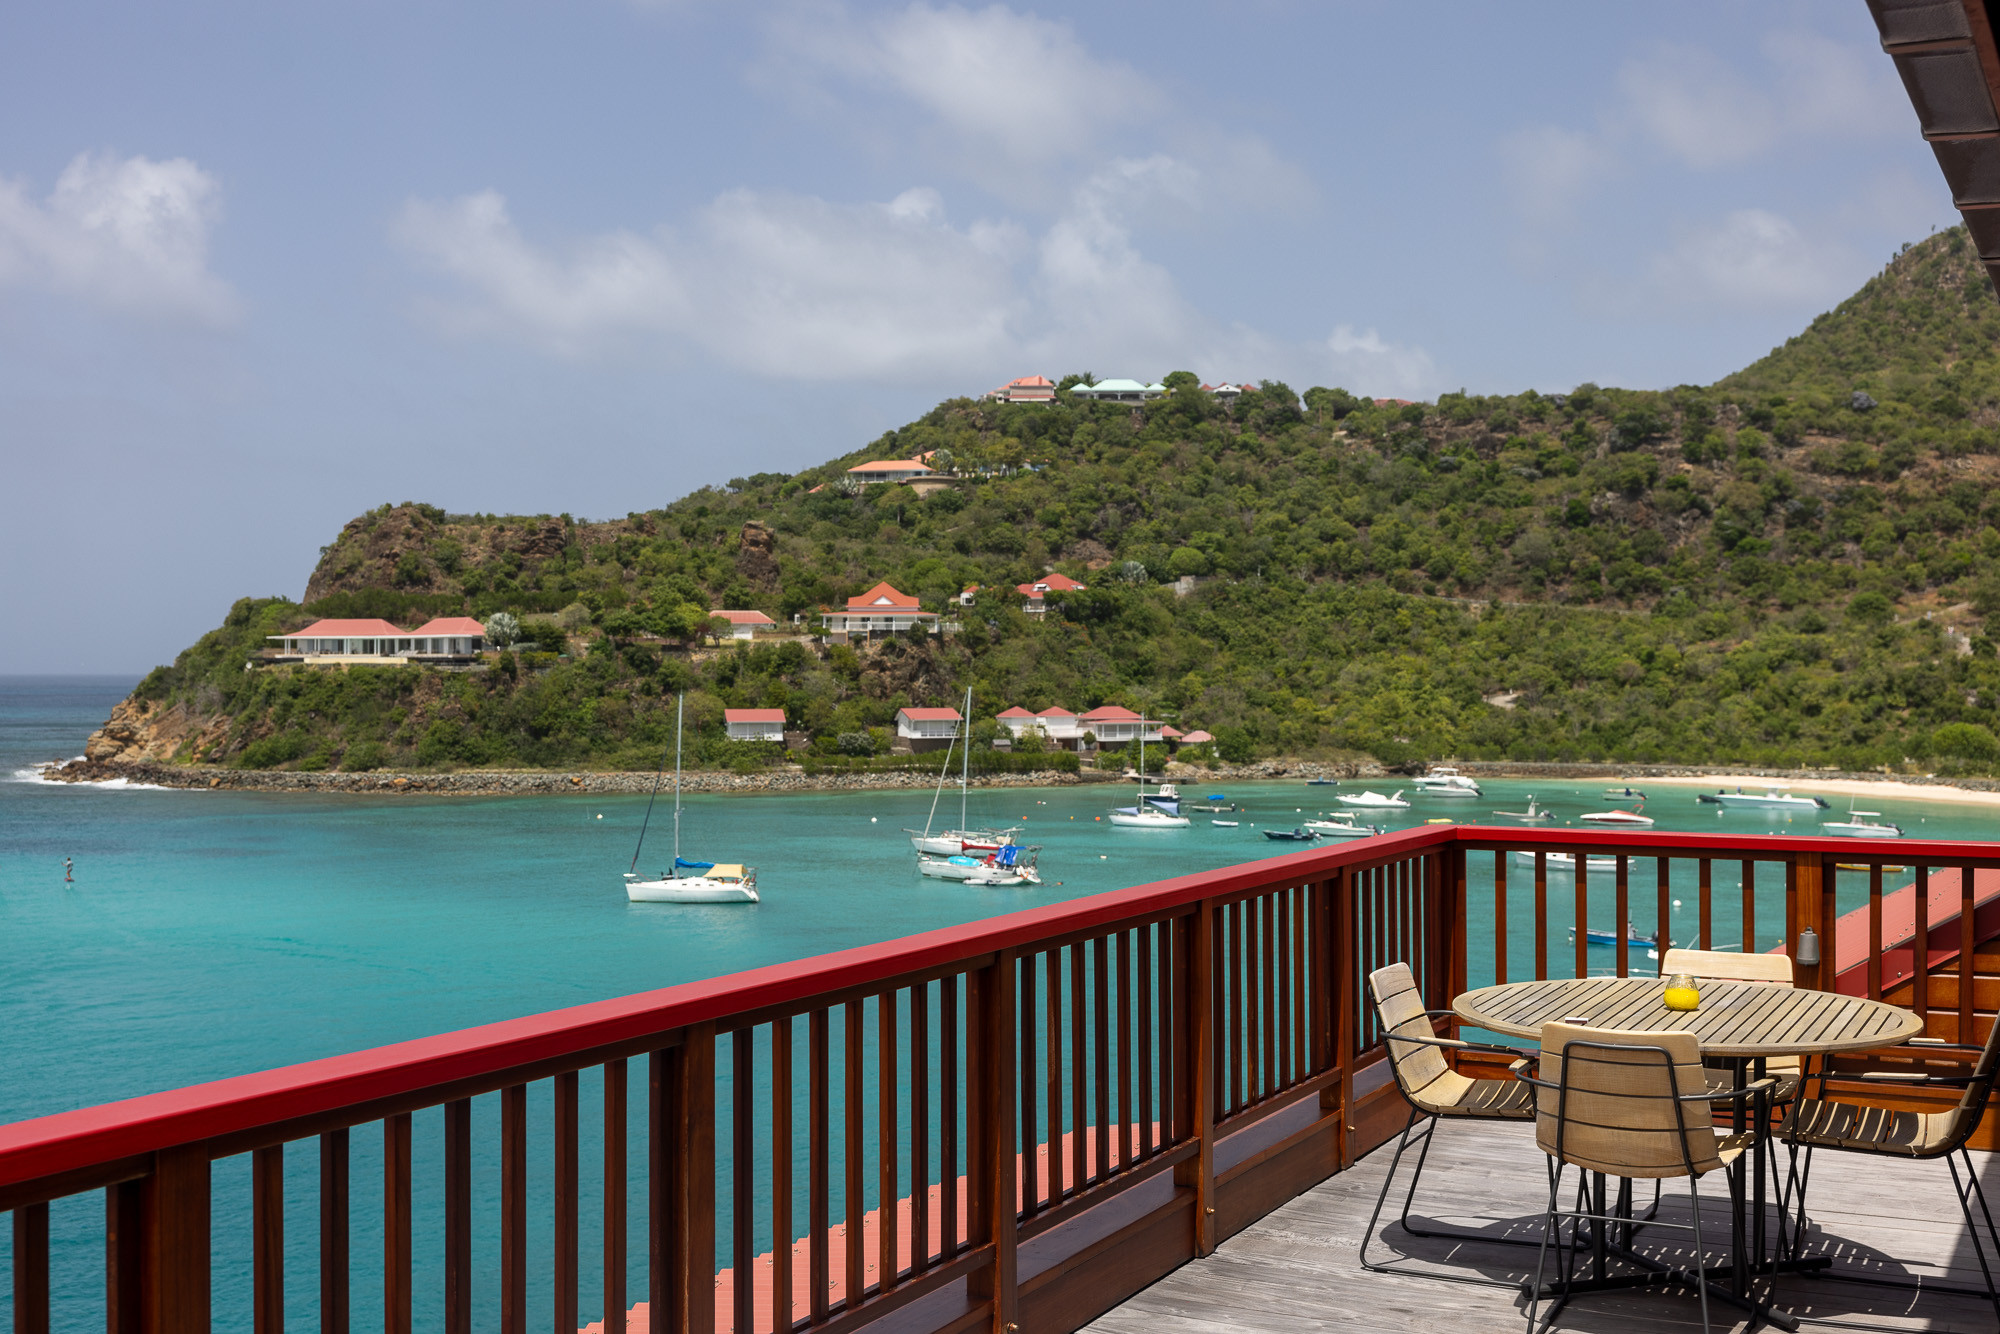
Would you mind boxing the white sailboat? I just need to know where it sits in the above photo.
[907,688,1019,855]
[1337,789,1409,810]
[1412,764,1481,798]
[1109,730,1190,828]
[624,696,758,904]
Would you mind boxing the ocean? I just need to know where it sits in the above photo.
[3,674,1992,1328]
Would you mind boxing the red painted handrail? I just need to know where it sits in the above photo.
[0,824,1984,1193]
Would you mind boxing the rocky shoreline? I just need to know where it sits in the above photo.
[35,754,2000,799]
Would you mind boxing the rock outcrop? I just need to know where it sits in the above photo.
[737,521,779,589]
[82,696,229,766]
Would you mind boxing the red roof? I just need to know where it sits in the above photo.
[1159,726,1184,738]
[710,610,775,625]
[1080,705,1141,722]
[996,707,1037,719]
[897,707,963,722]
[405,617,486,638]
[1009,376,1054,388]
[845,582,922,611]
[847,459,931,474]
[1035,707,1076,718]
[271,618,407,639]
[1180,730,1215,744]
[1017,573,1086,595]
[724,709,786,724]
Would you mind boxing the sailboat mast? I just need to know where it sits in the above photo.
[672,693,684,875]
[959,686,971,830]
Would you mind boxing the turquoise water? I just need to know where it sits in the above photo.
[4,676,1996,1329]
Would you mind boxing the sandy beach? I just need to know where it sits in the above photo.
[1592,772,2000,809]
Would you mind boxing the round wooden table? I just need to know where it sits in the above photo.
[1453,975,1924,1057]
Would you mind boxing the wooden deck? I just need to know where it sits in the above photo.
[1083,1119,1998,1333]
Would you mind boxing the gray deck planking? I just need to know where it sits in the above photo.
[1083,1119,1998,1333]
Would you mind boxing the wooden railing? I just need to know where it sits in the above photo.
[0,827,1994,1334]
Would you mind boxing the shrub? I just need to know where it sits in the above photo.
[237,733,307,769]
[1932,723,2000,762]
[342,741,389,772]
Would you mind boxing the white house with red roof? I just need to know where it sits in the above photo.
[710,609,775,641]
[820,582,940,642]
[404,617,487,656]
[895,705,963,753]
[845,459,942,486]
[992,705,1084,747]
[1016,572,1086,616]
[724,708,787,742]
[1077,705,1164,747]
[268,616,487,663]
[983,375,1055,404]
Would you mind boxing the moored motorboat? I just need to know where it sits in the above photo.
[1303,812,1381,838]
[1697,784,1830,811]
[1579,806,1656,827]
[1262,826,1318,842]
[1337,789,1409,810]
[1823,805,1903,839]
[1492,797,1557,823]
[1513,849,1620,871]
[1567,922,1659,949]
[1412,765,1481,798]
[917,843,1041,886]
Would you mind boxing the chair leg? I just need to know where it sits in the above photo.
[1950,1149,2000,1326]
[1526,1160,1571,1334]
[1359,1107,1426,1274]
[1686,1175,1714,1334]
[1357,1108,1546,1284]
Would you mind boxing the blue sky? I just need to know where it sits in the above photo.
[0,1,1955,674]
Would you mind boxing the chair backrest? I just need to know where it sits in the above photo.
[1367,962,1453,1107]
[1535,1021,1725,1179]
[1659,947,1793,985]
[1942,1012,2000,1150]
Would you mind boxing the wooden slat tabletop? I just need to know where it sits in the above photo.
[1453,976,1925,1056]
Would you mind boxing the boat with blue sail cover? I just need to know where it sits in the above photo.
[624,695,759,903]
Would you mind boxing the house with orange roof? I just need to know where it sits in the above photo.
[983,375,1056,404]
[1016,572,1086,617]
[895,705,963,753]
[1077,704,1164,748]
[819,582,940,642]
[845,459,942,485]
[266,617,488,664]
[404,617,488,657]
[723,708,787,742]
[709,609,775,641]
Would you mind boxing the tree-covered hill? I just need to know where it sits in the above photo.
[100,226,2000,776]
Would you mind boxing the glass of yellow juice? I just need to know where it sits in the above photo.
[1663,973,1700,1011]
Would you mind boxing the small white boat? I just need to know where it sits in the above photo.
[1823,806,1903,839]
[918,843,1041,886]
[1111,735,1190,827]
[1579,806,1655,827]
[1513,850,1620,871]
[1211,819,1240,828]
[1412,765,1481,798]
[625,862,758,903]
[1304,813,1381,839]
[1337,789,1409,810]
[1603,785,1648,800]
[624,695,758,904]
[1492,797,1556,823]
[1697,784,1830,812]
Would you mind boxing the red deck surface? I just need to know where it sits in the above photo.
[1828,865,2000,994]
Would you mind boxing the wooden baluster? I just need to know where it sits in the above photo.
[16,1202,50,1334]
[1494,851,1509,986]
[910,983,930,1274]
[1869,865,1884,1001]
[735,1028,757,1331]
[602,1063,626,1334]
[1534,852,1548,981]
[1093,934,1111,1181]
[1614,857,1629,979]
[555,1071,579,1334]
[771,1017,794,1331]
[383,1114,411,1334]
[1069,940,1088,1194]
[1743,860,1757,957]
[1138,924,1156,1159]
[1231,899,1247,1113]
[1045,948,1064,1203]
[321,1129,349,1334]
[1116,929,1134,1165]
[252,1148,281,1334]
[106,1179,143,1334]
[1165,917,1182,1144]
[1574,855,1589,980]
[1698,859,1713,951]
[1820,856,1838,995]
[1018,953,1039,1214]
[940,978,959,1256]
[876,993,899,1295]
[965,951,1018,1333]
[845,1002,865,1307]
[1914,867,1932,1024]
[445,1100,472,1334]
[808,1010,830,1324]
[142,1145,210,1334]
[1261,893,1277,1098]
[1333,868,1357,1170]
[1294,886,1310,1086]
[1657,860,1671,976]
[1175,903,1217,1256]
[1960,865,1976,1043]
[664,1028,717,1334]
[502,1087,526,1334]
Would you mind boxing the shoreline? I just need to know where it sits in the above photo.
[31,756,2000,807]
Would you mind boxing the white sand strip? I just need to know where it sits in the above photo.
[1599,773,2000,809]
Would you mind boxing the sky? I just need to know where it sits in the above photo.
[0,1,1958,674]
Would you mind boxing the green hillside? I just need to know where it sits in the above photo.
[109,227,2000,775]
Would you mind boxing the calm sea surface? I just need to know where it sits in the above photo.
[4,674,1995,1327]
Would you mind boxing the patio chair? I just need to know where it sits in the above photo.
[1659,947,1804,1103]
[1780,1015,2000,1323]
[1517,1021,1777,1334]
[1360,962,1546,1285]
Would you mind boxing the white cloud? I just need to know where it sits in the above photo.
[0,152,239,324]
[1646,209,1861,311]
[1499,124,1614,224]
[394,164,1438,398]
[1618,43,1781,170]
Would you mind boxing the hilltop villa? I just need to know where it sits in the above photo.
[983,375,1056,404]
[709,609,775,641]
[843,459,952,495]
[1016,572,1086,616]
[723,708,787,742]
[1067,379,1165,403]
[895,705,963,753]
[820,583,940,642]
[267,617,487,664]
[994,704,1177,750]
